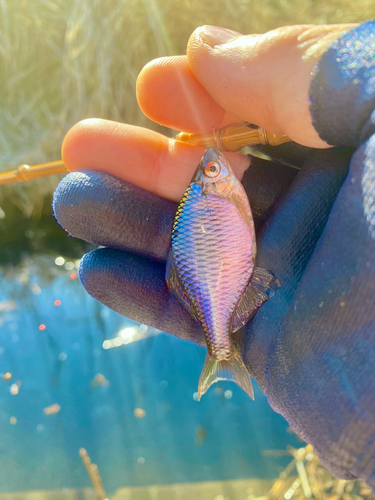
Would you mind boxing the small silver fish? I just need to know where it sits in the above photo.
[166,148,280,399]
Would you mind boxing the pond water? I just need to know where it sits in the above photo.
[0,255,300,497]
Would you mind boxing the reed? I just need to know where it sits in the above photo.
[1,0,374,216]
[79,448,108,500]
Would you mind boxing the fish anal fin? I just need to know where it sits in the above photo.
[198,350,254,400]
[165,249,198,321]
[232,267,281,333]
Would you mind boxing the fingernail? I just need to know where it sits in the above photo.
[199,25,242,48]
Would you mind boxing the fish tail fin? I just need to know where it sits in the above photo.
[198,350,254,401]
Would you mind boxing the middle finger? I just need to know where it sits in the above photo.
[136,55,242,133]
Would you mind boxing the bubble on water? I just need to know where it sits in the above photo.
[120,327,136,340]
[224,390,232,399]
[55,257,65,266]
[100,308,109,318]
[10,384,19,395]
[103,340,111,350]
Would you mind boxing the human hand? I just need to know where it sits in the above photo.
[54,22,375,484]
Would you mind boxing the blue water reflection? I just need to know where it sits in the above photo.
[0,256,300,494]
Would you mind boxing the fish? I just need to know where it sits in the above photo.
[195,425,208,446]
[43,403,61,416]
[134,407,146,418]
[166,147,280,400]
[90,373,110,388]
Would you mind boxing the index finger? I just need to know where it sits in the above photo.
[62,118,250,202]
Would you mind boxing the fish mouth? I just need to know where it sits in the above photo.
[202,147,222,165]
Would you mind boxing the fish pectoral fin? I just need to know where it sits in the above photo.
[232,267,281,333]
[198,350,254,400]
[165,249,199,321]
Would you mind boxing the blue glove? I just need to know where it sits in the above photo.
[54,22,375,485]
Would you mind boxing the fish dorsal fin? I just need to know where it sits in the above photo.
[198,350,254,400]
[165,249,199,321]
[231,267,281,333]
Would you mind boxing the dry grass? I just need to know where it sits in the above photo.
[0,0,374,215]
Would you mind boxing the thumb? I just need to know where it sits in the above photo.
[187,24,356,148]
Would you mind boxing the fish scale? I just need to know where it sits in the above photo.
[166,147,280,399]
[172,182,254,358]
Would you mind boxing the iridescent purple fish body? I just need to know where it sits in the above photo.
[166,148,280,399]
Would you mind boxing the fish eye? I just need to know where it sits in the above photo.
[204,161,221,178]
